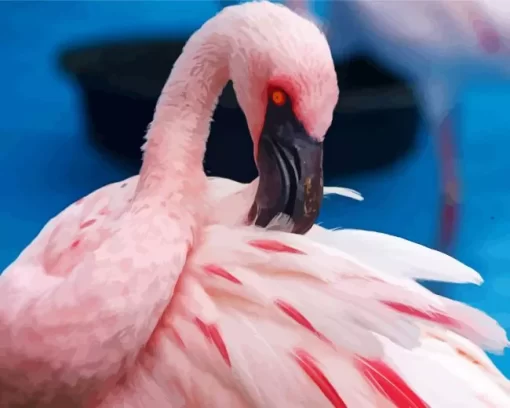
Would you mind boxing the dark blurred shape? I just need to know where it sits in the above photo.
[60,38,419,182]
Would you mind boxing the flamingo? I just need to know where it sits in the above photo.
[0,1,509,406]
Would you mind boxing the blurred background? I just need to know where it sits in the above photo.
[1,0,510,374]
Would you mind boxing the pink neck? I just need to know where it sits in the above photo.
[137,22,230,199]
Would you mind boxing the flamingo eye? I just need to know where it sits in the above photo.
[269,88,288,107]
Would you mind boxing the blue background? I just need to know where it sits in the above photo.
[1,1,510,374]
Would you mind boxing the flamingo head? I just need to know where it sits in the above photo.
[225,1,338,234]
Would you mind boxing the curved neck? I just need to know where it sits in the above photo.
[137,20,231,199]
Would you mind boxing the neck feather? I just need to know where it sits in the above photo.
[137,19,231,199]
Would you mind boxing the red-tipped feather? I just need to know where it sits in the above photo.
[357,358,428,408]
[79,219,97,229]
[204,264,242,284]
[194,318,231,367]
[276,300,330,343]
[383,301,460,327]
[294,349,347,408]
[249,239,305,254]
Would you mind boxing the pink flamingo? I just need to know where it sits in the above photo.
[0,2,509,406]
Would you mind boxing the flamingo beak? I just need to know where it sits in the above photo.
[249,115,324,234]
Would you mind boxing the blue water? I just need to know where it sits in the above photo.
[1,1,510,374]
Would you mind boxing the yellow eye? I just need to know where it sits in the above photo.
[271,89,287,106]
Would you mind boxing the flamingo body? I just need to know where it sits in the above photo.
[1,174,509,406]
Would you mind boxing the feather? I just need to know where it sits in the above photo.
[307,226,482,284]
[323,186,364,201]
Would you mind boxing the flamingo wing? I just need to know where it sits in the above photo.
[154,224,509,407]
[0,175,196,406]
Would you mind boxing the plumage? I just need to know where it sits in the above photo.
[92,222,510,407]
[0,1,509,407]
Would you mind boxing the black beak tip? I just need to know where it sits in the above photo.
[250,166,324,235]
